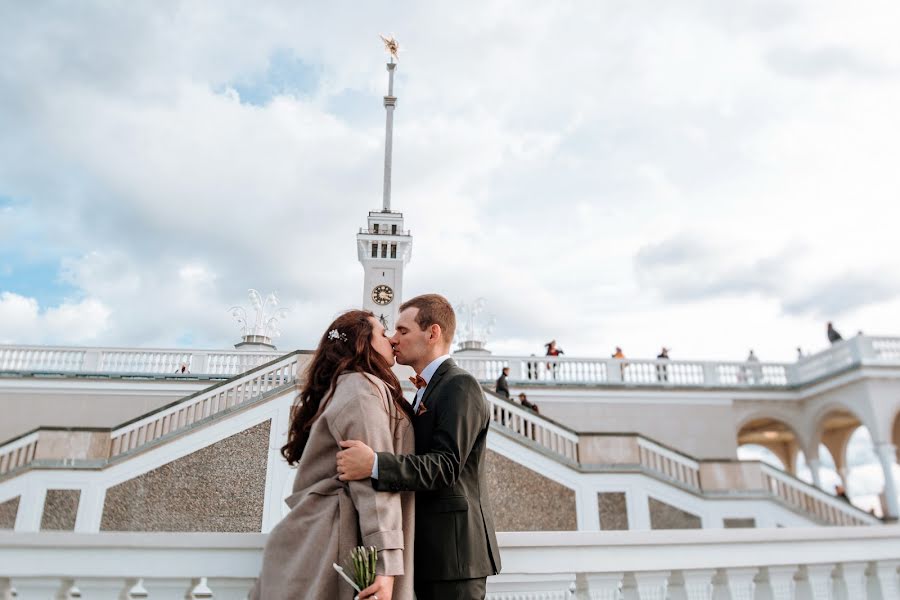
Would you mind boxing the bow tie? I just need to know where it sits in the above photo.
[409,375,427,389]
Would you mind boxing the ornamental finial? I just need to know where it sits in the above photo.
[380,34,400,62]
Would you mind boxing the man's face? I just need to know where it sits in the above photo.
[390,307,430,367]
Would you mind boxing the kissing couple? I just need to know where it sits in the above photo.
[252,294,501,600]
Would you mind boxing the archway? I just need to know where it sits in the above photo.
[814,408,889,517]
[737,417,803,475]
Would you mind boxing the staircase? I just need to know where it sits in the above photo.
[0,352,305,479]
[482,388,879,527]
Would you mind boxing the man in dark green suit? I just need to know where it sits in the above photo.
[338,294,501,599]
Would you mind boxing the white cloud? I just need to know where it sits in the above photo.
[0,1,898,361]
[0,292,110,345]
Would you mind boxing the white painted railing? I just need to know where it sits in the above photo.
[0,432,38,476]
[109,353,303,457]
[456,334,900,389]
[1,529,899,599]
[486,393,579,462]
[0,344,282,376]
[637,437,701,490]
[762,463,870,527]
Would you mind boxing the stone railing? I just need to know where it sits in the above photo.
[2,528,899,599]
[109,352,303,457]
[761,463,870,527]
[0,353,306,477]
[0,432,38,477]
[486,392,579,462]
[485,393,876,527]
[0,344,283,376]
[457,334,900,389]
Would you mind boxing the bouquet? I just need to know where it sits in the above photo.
[333,545,379,597]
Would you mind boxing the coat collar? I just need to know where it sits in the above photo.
[419,357,455,410]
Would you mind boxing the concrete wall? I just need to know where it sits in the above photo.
[0,382,208,442]
[539,401,738,459]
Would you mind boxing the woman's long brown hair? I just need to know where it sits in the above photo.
[281,309,407,465]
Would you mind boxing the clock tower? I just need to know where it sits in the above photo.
[357,45,412,331]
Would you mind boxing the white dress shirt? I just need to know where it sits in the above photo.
[372,354,451,479]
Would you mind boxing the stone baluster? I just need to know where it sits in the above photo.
[667,569,714,600]
[796,564,834,600]
[572,572,623,600]
[121,578,149,599]
[622,571,669,600]
[205,579,258,600]
[755,566,797,600]
[832,562,867,600]
[54,578,81,599]
[712,567,756,600]
[866,560,900,600]
[186,577,214,599]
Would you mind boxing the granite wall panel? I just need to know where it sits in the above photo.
[648,496,701,529]
[724,517,756,528]
[485,450,577,531]
[40,489,81,531]
[100,420,271,532]
[0,496,19,529]
[598,492,629,530]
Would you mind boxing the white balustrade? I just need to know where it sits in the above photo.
[761,463,869,526]
[0,344,282,376]
[637,438,701,490]
[0,432,38,476]
[486,393,579,462]
[109,353,302,457]
[2,529,899,599]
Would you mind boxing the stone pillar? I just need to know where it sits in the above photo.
[875,442,899,520]
[807,458,823,489]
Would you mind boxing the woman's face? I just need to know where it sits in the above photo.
[368,316,396,365]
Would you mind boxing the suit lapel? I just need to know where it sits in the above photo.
[419,358,455,411]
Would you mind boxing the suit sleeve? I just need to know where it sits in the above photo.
[329,388,405,576]
[374,374,487,492]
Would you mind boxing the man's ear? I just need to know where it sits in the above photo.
[429,323,442,342]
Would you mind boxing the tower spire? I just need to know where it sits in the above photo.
[380,36,399,212]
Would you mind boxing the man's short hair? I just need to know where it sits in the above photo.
[400,293,456,341]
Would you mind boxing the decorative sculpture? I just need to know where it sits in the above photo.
[229,289,289,342]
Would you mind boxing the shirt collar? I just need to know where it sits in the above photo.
[420,354,451,384]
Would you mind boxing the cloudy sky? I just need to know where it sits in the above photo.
[2,1,900,362]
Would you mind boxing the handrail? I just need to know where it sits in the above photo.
[3,529,900,598]
[0,352,308,472]
[0,344,283,376]
[760,463,872,526]
[109,353,303,457]
[454,335,900,389]
[484,389,579,462]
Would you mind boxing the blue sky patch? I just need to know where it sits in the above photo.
[229,48,320,106]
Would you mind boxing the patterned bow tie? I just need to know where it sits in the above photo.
[409,375,427,389]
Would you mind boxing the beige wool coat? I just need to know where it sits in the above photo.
[252,372,415,600]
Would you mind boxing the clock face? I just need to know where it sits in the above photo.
[372,285,394,306]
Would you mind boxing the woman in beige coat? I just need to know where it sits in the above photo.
[252,310,415,600]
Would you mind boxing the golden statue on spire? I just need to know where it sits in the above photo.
[380,34,399,62]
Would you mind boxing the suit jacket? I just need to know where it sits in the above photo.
[374,358,501,582]
[495,374,510,398]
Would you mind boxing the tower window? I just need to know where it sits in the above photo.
[381,243,388,258]
[373,223,379,234]
[390,243,397,258]
[391,224,397,234]
[371,243,378,258]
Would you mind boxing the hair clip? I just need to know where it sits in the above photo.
[328,329,348,342]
